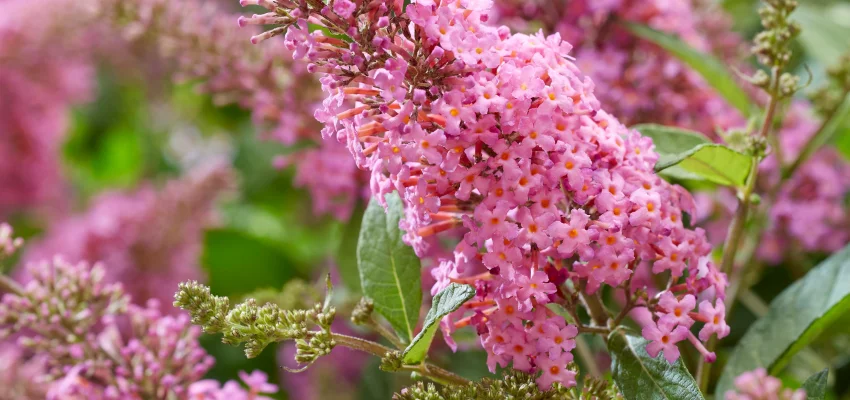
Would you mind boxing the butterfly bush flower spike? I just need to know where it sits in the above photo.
[237,0,728,388]
[725,369,805,400]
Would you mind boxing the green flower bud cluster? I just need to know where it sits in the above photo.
[752,0,800,69]
[811,52,850,116]
[351,297,375,326]
[174,280,336,360]
[242,279,322,311]
[380,350,404,372]
[751,0,802,98]
[393,371,622,400]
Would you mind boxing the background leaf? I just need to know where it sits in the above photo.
[716,244,850,394]
[608,331,705,400]
[358,193,423,342]
[801,369,829,400]
[203,228,303,297]
[337,205,364,292]
[655,144,752,187]
[625,22,755,117]
[795,3,850,68]
[403,283,475,364]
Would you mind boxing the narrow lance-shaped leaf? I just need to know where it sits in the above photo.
[402,283,475,364]
[655,144,752,187]
[336,204,365,293]
[716,244,850,394]
[801,369,828,400]
[357,193,422,343]
[625,22,756,118]
[608,330,705,400]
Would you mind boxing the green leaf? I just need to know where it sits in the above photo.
[655,144,752,187]
[801,369,828,400]
[795,4,850,67]
[635,124,711,153]
[203,228,302,297]
[608,331,705,400]
[403,283,475,364]
[625,22,755,117]
[358,193,422,342]
[337,205,365,293]
[308,22,351,43]
[716,244,850,395]
[634,124,711,166]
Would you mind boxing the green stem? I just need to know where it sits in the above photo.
[699,67,783,394]
[580,292,610,328]
[330,333,470,386]
[575,335,602,377]
[718,156,760,277]
[782,89,850,180]
[0,274,23,296]
[368,316,406,349]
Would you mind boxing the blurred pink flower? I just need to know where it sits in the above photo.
[22,164,233,309]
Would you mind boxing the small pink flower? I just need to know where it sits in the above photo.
[535,351,577,389]
[698,300,730,341]
[642,319,689,363]
[537,322,578,360]
[515,268,556,310]
[332,0,356,18]
[548,209,591,257]
[657,292,696,328]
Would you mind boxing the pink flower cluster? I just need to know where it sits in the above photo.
[492,0,850,263]
[189,371,279,400]
[725,369,805,400]
[239,0,728,388]
[0,342,49,399]
[0,0,95,218]
[22,164,232,309]
[491,0,742,135]
[0,239,278,399]
[642,291,728,363]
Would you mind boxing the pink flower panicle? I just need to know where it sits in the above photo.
[22,164,233,310]
[0,342,50,399]
[103,0,365,219]
[0,255,278,399]
[491,0,743,136]
[725,369,806,400]
[239,0,727,388]
[0,0,95,217]
[492,0,850,264]
[189,370,279,400]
